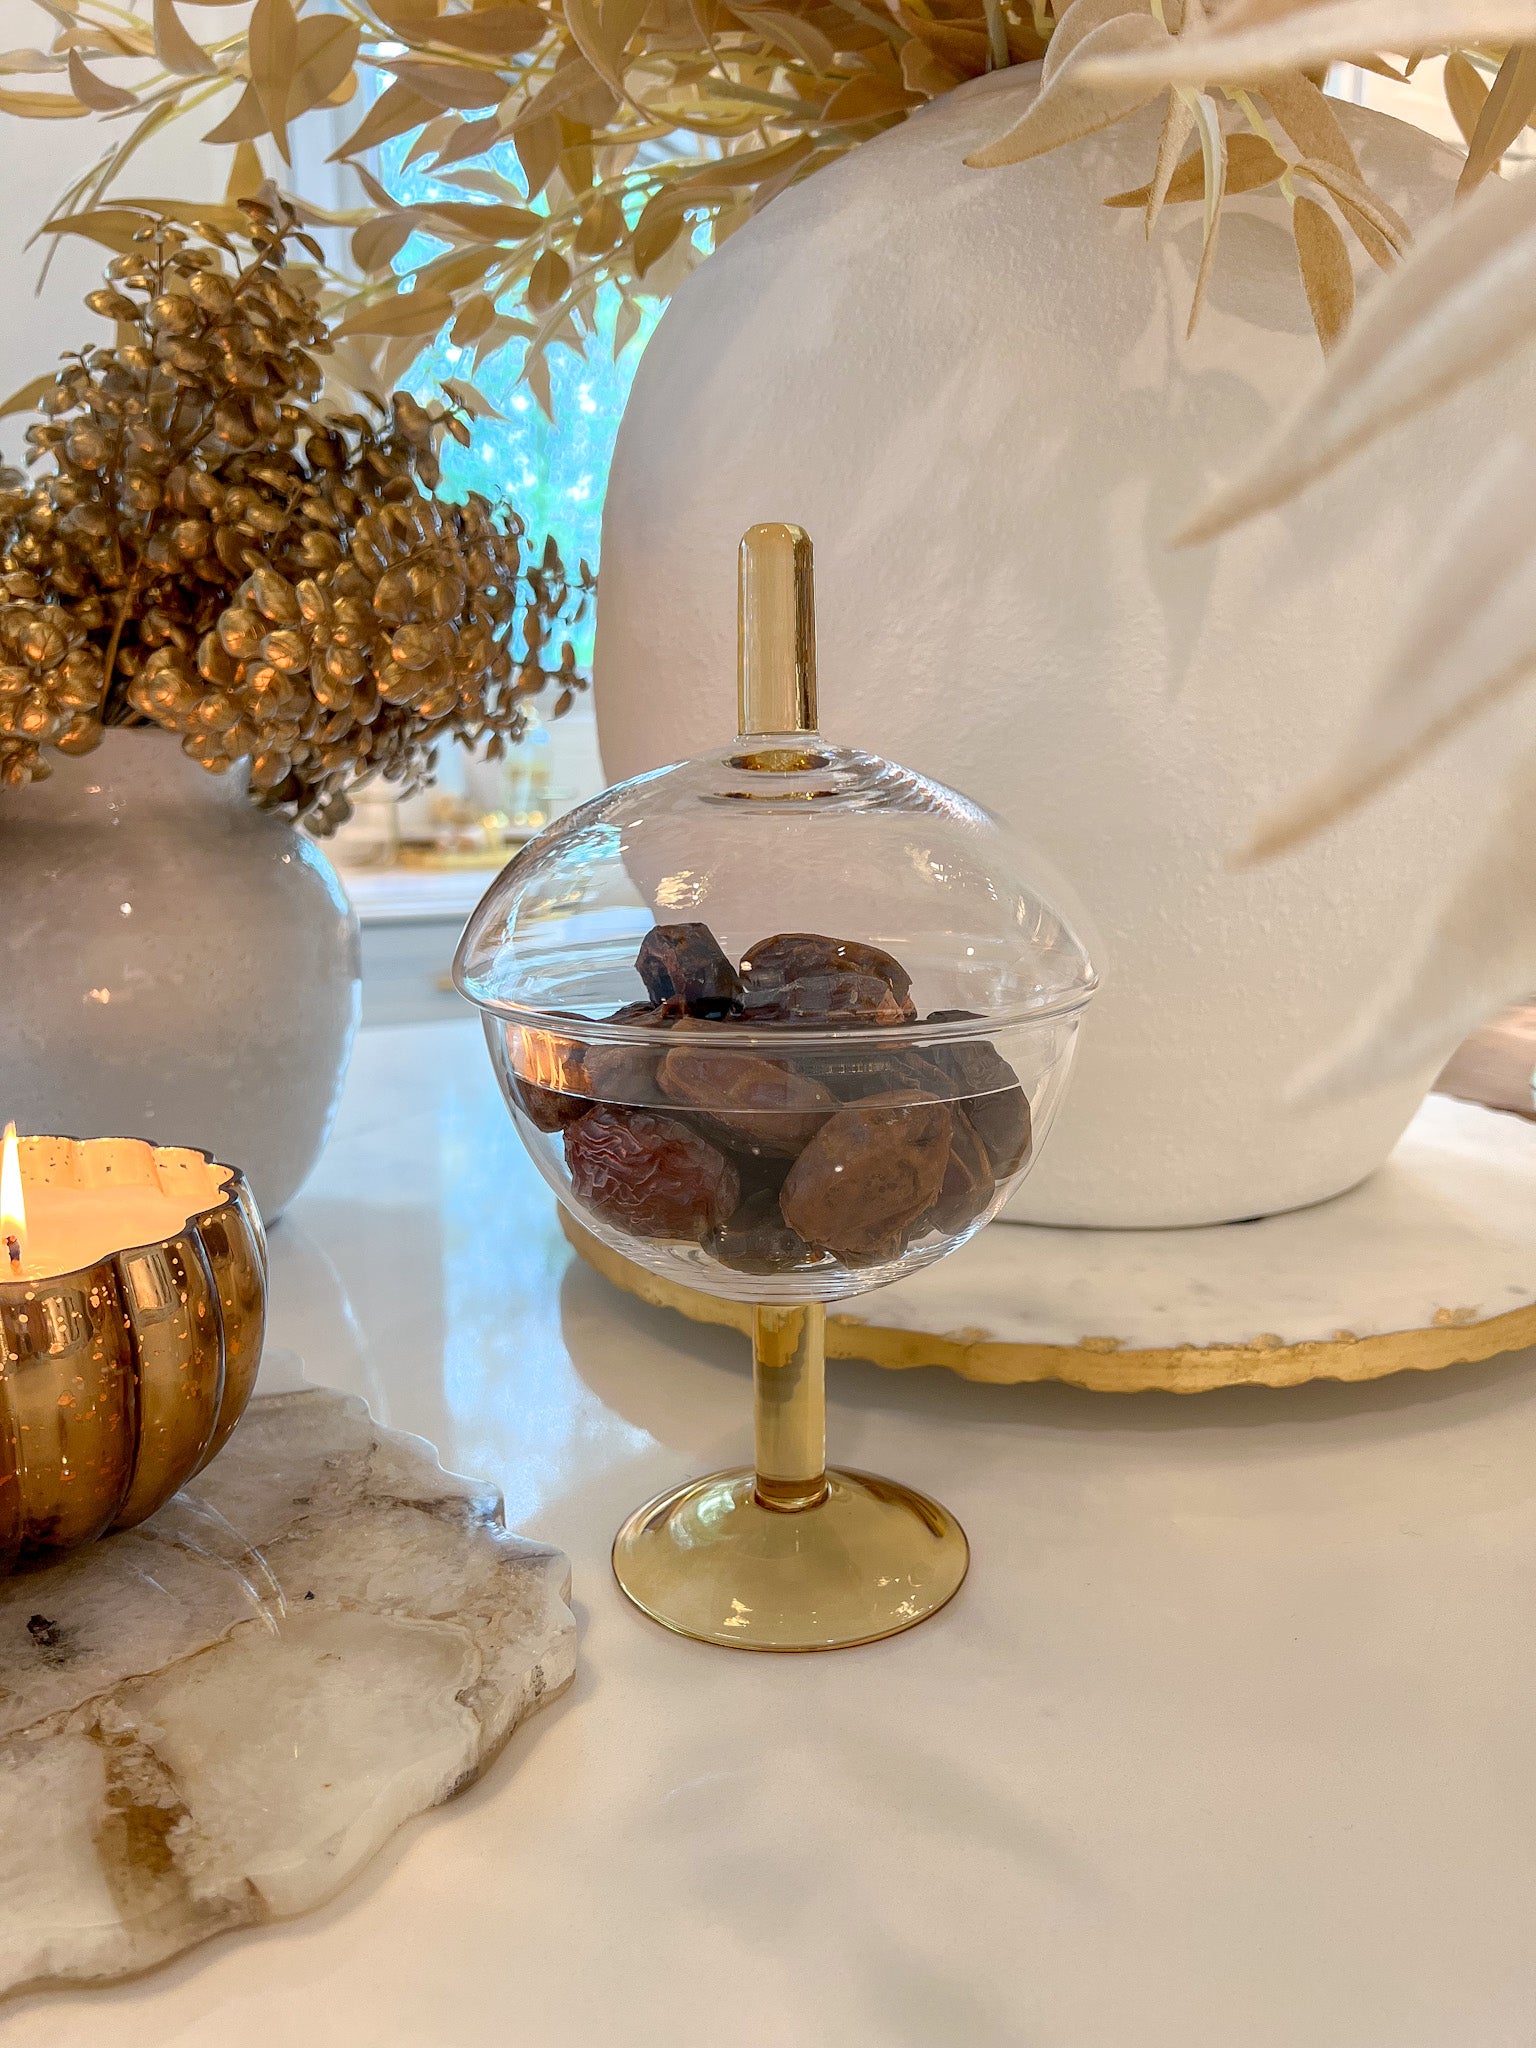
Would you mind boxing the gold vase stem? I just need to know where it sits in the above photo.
[752,1303,828,1512]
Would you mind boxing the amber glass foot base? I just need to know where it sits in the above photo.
[612,1468,969,1652]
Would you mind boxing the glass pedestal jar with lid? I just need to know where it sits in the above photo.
[456,524,1096,1650]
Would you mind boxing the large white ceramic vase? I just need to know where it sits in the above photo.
[595,71,1526,1228]
[1,729,360,1219]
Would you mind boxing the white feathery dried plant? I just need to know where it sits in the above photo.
[1080,0,1536,1093]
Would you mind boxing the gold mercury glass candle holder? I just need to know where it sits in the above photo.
[455,524,1097,1651]
[0,1131,266,1575]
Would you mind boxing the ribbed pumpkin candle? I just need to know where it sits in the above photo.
[1,1122,208,1282]
[0,1128,266,1573]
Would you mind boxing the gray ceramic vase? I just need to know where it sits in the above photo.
[0,728,360,1220]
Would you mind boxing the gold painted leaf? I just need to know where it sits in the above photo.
[248,0,299,162]
[225,138,266,201]
[1259,70,1360,179]
[287,15,361,120]
[152,0,217,77]
[427,7,546,55]
[574,191,623,252]
[432,117,509,169]
[65,48,136,109]
[1105,130,1284,208]
[416,244,503,293]
[101,195,248,229]
[1443,50,1490,147]
[450,293,497,343]
[0,371,56,418]
[512,113,560,198]
[442,374,504,418]
[41,206,157,250]
[333,287,454,338]
[901,16,987,74]
[613,293,642,356]
[0,49,64,76]
[965,10,1170,169]
[821,73,921,123]
[204,80,270,144]
[648,136,814,214]
[564,0,649,92]
[524,345,554,421]
[1143,87,1194,236]
[425,199,541,240]
[1293,191,1354,350]
[1292,154,1409,258]
[330,79,436,159]
[527,246,571,308]
[632,191,685,274]
[1459,42,1536,194]
[1185,88,1226,336]
[1040,0,1150,87]
[736,5,838,70]
[1074,1,1536,86]
[900,38,964,96]
[517,49,604,123]
[369,0,443,36]
[0,84,87,115]
[352,211,419,272]
[382,58,504,109]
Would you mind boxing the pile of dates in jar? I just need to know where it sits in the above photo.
[512,925,1032,1274]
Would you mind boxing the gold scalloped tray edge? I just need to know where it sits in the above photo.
[559,1213,1536,1395]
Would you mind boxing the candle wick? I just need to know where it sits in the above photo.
[5,1234,21,1276]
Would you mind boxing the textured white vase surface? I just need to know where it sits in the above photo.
[595,73,1531,1226]
[0,1387,576,1998]
[0,728,360,1219]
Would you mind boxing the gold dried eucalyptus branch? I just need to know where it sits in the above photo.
[0,0,1512,401]
[0,193,592,830]
[3,0,1050,411]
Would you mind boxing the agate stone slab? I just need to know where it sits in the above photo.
[0,1389,575,1997]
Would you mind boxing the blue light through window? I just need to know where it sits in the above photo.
[379,134,665,646]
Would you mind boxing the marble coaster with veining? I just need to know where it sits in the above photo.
[0,1388,575,1998]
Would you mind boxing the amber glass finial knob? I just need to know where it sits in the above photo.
[738,522,817,737]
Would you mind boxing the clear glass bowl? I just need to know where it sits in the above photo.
[457,737,1093,1305]
[454,523,1096,1653]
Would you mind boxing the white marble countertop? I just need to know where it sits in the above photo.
[12,1020,1536,2048]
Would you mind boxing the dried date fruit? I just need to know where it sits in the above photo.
[635,923,743,1017]
[511,1074,589,1132]
[504,1024,591,1132]
[809,1046,954,1103]
[739,932,917,1023]
[742,975,912,1024]
[927,1107,996,1235]
[965,1083,1031,1180]
[657,1046,837,1156]
[565,1106,739,1241]
[707,1189,813,1275]
[780,1090,951,1265]
[579,1001,674,1108]
[924,1014,1032,1178]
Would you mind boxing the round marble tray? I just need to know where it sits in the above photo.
[562,1095,1536,1393]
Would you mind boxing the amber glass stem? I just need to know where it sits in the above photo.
[752,1303,828,1512]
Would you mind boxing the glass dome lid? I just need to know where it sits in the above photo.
[454,525,1096,1040]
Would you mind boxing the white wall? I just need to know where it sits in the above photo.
[0,0,261,455]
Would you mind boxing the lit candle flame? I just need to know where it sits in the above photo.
[1,1123,26,1277]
